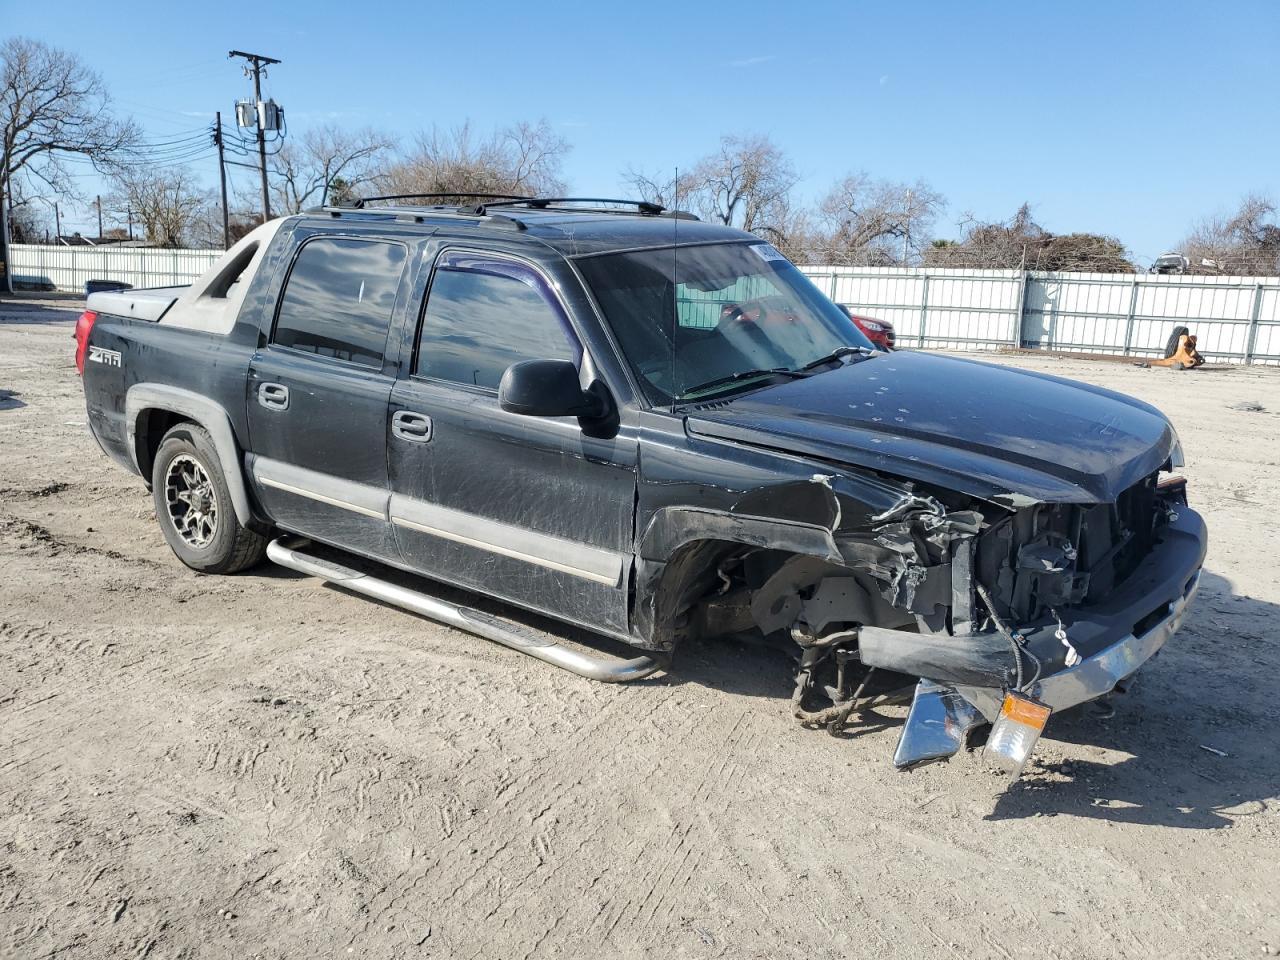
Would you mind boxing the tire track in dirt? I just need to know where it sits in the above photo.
[0,511,166,569]
[336,681,687,950]
[588,705,769,946]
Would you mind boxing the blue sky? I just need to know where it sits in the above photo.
[10,0,1279,263]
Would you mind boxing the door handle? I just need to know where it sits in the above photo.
[258,382,290,411]
[392,410,433,443]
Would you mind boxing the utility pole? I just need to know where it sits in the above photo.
[127,206,133,240]
[228,50,281,224]
[54,202,61,241]
[214,112,230,249]
[96,195,103,240]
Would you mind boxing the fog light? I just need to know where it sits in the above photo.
[986,691,1052,778]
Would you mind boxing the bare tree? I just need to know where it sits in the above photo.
[622,166,700,211]
[502,120,569,196]
[624,135,801,251]
[7,202,45,242]
[1,37,139,289]
[814,174,944,265]
[925,204,1134,273]
[622,138,952,266]
[185,195,259,249]
[3,177,48,242]
[376,119,569,201]
[269,124,393,213]
[927,204,1039,269]
[1179,194,1280,275]
[685,134,797,232]
[106,166,212,247]
[752,194,821,263]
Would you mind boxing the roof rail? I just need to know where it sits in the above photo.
[301,203,530,232]
[469,197,667,216]
[349,192,531,209]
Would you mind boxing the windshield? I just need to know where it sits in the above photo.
[577,241,874,404]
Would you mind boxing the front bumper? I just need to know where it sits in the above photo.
[1030,569,1199,711]
[892,507,1206,769]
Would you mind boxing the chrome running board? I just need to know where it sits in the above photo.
[266,538,661,683]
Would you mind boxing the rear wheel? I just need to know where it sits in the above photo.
[151,423,266,573]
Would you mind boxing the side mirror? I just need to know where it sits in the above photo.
[498,359,606,419]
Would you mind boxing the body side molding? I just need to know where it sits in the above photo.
[390,494,625,587]
[250,456,390,520]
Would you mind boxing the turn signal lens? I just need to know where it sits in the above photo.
[986,691,1052,779]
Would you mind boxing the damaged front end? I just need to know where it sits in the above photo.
[682,468,1207,777]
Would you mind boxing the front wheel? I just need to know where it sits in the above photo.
[151,423,266,574]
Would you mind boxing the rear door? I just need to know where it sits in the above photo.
[386,248,637,635]
[245,234,409,559]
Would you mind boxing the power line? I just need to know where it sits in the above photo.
[134,133,212,149]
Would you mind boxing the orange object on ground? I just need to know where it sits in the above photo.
[1151,332,1205,369]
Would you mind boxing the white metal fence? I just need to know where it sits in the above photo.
[9,244,1279,364]
[9,243,221,293]
[801,265,1280,364]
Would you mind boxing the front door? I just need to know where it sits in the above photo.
[387,250,637,636]
[245,235,409,559]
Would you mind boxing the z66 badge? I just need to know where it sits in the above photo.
[88,345,122,367]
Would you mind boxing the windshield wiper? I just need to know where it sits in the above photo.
[677,367,806,400]
[800,345,874,371]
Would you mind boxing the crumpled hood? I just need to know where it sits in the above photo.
[685,351,1176,505]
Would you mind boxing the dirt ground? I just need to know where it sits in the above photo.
[2,295,1278,960]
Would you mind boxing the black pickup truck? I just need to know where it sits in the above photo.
[75,196,1206,777]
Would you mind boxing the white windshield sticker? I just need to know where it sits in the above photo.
[749,243,787,263]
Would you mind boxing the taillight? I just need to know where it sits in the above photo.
[73,310,98,375]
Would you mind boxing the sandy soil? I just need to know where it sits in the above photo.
[2,295,1279,960]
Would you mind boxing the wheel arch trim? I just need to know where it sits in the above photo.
[125,384,253,525]
[630,506,845,650]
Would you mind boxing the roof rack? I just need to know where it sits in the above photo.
[467,197,667,216]
[303,203,529,232]
[300,193,699,230]
[348,192,531,209]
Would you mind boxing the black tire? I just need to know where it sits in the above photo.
[1164,325,1190,359]
[151,422,266,574]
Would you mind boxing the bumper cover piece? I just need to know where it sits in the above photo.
[1030,569,1199,710]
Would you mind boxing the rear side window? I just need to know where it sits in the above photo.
[416,261,577,389]
[273,237,406,368]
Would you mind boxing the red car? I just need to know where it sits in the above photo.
[837,304,896,351]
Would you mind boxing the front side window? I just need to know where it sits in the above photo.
[416,257,578,389]
[273,237,406,368]
[577,241,873,404]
